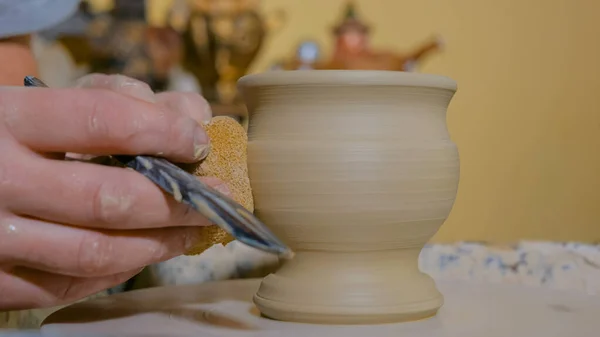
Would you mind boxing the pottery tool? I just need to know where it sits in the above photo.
[24,76,292,258]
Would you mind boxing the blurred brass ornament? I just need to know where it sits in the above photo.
[178,0,285,104]
[278,1,443,72]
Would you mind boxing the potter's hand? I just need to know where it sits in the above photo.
[0,74,227,310]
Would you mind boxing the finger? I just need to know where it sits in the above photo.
[3,154,230,229]
[0,215,205,278]
[156,92,213,160]
[67,74,157,160]
[0,87,209,163]
[156,91,212,125]
[74,73,156,103]
[0,266,141,310]
[72,76,212,160]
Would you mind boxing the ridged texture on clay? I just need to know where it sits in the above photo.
[185,116,254,255]
[239,70,458,324]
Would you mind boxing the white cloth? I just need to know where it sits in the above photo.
[0,0,80,38]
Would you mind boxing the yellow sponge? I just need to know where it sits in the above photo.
[184,116,254,255]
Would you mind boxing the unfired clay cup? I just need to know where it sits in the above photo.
[238,70,459,324]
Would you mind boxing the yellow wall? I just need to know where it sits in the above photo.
[138,0,600,243]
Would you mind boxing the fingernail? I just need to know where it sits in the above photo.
[213,182,231,196]
[193,128,211,160]
[194,143,210,161]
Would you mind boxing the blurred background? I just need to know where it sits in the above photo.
[33,0,600,245]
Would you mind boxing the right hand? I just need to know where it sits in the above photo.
[0,74,227,310]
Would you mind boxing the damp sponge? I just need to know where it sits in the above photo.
[184,116,254,255]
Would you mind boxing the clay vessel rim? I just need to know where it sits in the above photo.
[238,70,457,91]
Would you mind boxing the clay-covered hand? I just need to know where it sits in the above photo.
[0,74,228,310]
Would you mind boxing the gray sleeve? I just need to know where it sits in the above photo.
[0,0,81,38]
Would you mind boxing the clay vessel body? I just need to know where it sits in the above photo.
[238,70,459,324]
